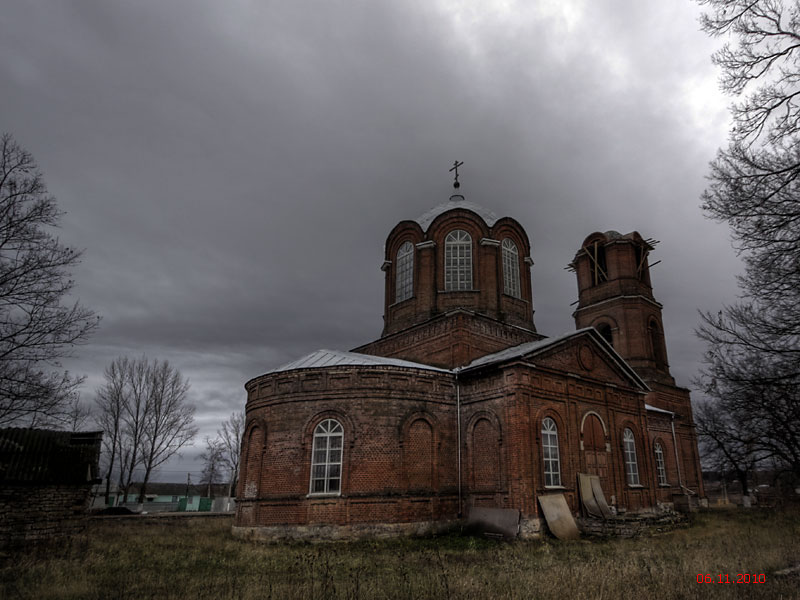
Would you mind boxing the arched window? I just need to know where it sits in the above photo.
[654,442,667,486]
[502,238,521,298]
[623,428,640,486]
[395,241,414,302]
[309,419,343,495]
[596,322,613,347]
[542,417,561,487]
[445,230,472,291]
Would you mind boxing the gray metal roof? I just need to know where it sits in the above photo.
[415,195,499,231]
[645,403,674,415]
[270,349,450,375]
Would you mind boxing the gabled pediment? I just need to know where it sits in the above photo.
[460,328,649,392]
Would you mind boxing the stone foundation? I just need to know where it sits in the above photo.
[577,510,688,538]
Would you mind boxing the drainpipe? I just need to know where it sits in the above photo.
[671,415,684,489]
[455,370,463,518]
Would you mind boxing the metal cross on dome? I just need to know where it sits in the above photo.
[449,160,464,189]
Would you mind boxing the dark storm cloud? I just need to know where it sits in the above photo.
[0,1,739,478]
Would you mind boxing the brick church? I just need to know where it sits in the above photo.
[234,183,705,539]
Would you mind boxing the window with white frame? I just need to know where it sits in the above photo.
[542,417,561,487]
[502,238,521,298]
[395,241,414,302]
[309,419,343,495]
[623,428,640,486]
[654,442,667,486]
[444,230,472,290]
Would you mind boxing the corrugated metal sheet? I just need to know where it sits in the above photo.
[0,428,102,484]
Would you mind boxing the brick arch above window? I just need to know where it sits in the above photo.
[591,316,618,348]
[399,410,439,438]
[534,407,568,439]
[302,409,356,450]
[466,410,503,441]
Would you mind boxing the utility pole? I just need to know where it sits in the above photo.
[185,472,191,510]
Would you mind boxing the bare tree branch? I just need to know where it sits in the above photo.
[0,133,99,426]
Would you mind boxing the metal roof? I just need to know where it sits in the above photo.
[270,349,450,375]
[645,403,674,415]
[415,195,499,231]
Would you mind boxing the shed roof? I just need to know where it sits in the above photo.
[0,428,102,484]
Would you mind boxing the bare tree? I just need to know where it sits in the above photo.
[218,410,245,498]
[118,358,150,504]
[137,359,196,503]
[0,133,99,426]
[94,356,197,506]
[198,436,225,499]
[696,0,800,483]
[694,398,759,495]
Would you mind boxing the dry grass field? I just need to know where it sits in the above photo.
[1,507,799,599]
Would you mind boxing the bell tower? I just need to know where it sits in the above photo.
[569,231,674,385]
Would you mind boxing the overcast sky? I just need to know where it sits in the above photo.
[0,1,740,482]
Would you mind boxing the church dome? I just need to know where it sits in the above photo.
[414,194,499,231]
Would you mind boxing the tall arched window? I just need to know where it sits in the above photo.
[445,230,472,291]
[623,428,640,486]
[395,241,414,302]
[502,238,521,298]
[542,417,561,487]
[654,442,667,486]
[309,419,343,495]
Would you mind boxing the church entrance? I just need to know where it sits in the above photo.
[582,414,609,495]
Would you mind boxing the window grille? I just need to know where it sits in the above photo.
[542,417,561,487]
[654,442,667,485]
[623,428,640,486]
[309,419,343,495]
[502,238,521,298]
[395,241,414,302]
[444,230,472,290]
